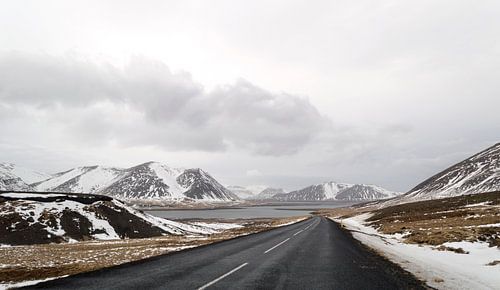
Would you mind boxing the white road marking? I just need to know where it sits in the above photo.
[264,238,290,254]
[303,219,319,231]
[293,229,304,236]
[197,262,249,290]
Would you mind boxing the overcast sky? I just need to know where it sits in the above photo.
[0,0,499,191]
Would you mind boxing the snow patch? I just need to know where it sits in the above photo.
[335,215,500,289]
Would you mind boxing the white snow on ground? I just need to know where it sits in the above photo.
[2,198,121,240]
[334,215,500,290]
[0,192,234,244]
[110,199,222,235]
[464,201,492,208]
[276,217,309,227]
[0,276,67,290]
[189,222,243,230]
[0,193,66,198]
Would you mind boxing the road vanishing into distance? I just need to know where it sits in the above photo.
[27,217,425,290]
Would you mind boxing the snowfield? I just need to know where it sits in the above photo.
[334,214,500,289]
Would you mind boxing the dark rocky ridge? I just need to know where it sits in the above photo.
[0,191,209,245]
[178,169,238,200]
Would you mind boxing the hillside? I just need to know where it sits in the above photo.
[403,143,500,200]
[0,191,218,245]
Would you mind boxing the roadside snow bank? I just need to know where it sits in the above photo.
[333,215,500,290]
[189,222,243,231]
[0,275,67,290]
[276,217,308,227]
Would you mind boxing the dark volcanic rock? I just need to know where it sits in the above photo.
[177,169,238,201]
[0,191,208,245]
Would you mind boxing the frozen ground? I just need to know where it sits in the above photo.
[334,214,500,289]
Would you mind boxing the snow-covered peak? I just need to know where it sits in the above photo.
[251,187,286,200]
[35,165,122,193]
[321,182,352,199]
[228,185,268,199]
[146,161,185,176]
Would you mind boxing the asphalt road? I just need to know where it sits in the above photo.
[27,216,425,290]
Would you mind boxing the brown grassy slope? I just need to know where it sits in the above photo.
[315,191,500,247]
[365,191,500,246]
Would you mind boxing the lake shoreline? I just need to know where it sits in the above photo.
[145,201,361,220]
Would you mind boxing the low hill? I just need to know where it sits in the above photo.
[0,191,217,245]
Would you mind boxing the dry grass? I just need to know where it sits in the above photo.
[319,191,500,249]
[0,216,307,285]
[366,191,500,247]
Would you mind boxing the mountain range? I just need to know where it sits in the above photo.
[1,162,238,202]
[1,162,399,202]
[272,182,399,201]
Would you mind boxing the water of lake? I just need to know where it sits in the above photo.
[146,201,358,220]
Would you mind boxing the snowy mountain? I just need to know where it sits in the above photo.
[273,182,398,201]
[0,163,51,191]
[0,191,222,245]
[34,165,122,193]
[402,143,500,200]
[250,187,286,200]
[228,185,268,199]
[177,168,238,200]
[34,162,238,202]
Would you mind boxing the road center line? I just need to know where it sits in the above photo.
[293,229,304,236]
[303,220,318,230]
[264,238,290,254]
[197,262,249,290]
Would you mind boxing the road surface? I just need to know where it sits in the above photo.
[27,216,425,289]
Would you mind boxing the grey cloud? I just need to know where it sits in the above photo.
[0,52,327,155]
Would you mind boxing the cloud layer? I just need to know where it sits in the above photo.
[0,52,327,155]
